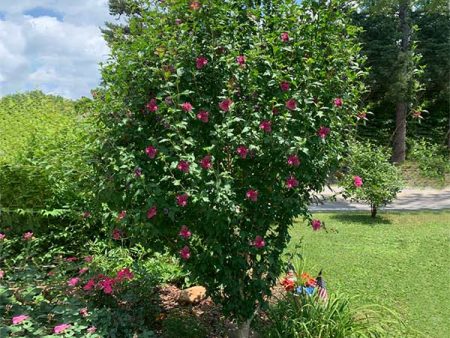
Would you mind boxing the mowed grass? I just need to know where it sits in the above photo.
[288,211,450,337]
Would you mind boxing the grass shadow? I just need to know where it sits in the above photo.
[330,213,392,226]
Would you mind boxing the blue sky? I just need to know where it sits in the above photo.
[0,1,112,99]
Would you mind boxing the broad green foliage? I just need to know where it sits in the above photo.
[408,138,450,180]
[95,0,366,323]
[339,142,403,217]
[0,91,94,214]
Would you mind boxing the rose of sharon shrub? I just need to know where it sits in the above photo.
[94,0,366,334]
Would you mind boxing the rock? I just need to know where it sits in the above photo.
[178,286,207,305]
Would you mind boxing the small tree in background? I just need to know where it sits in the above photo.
[94,0,366,335]
[339,142,403,217]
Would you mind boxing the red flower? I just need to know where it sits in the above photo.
[146,98,158,112]
[286,176,299,189]
[179,225,192,239]
[317,126,331,139]
[280,32,289,42]
[246,189,258,202]
[116,268,134,281]
[259,120,272,133]
[147,205,157,219]
[196,110,209,122]
[280,81,290,91]
[333,97,343,107]
[83,279,95,291]
[177,160,190,173]
[353,176,363,188]
[281,278,295,291]
[200,155,213,170]
[117,210,127,221]
[236,145,249,159]
[180,246,191,260]
[145,146,158,159]
[112,228,122,240]
[252,235,265,248]
[181,102,194,112]
[286,98,297,111]
[98,277,115,294]
[287,155,300,167]
[196,56,208,69]
[236,55,246,65]
[176,193,189,207]
[219,98,233,112]
[311,219,321,231]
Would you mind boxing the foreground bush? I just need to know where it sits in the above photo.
[94,0,366,334]
[339,142,403,217]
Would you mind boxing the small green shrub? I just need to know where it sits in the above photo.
[260,292,400,338]
[162,310,208,338]
[408,138,450,181]
[338,142,403,217]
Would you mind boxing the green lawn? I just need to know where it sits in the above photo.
[288,211,450,338]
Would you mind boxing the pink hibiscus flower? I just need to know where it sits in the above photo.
[286,99,297,111]
[83,279,95,291]
[280,32,289,42]
[286,176,299,189]
[99,277,115,294]
[219,98,233,112]
[280,81,290,91]
[179,225,192,239]
[12,315,29,325]
[54,324,71,334]
[259,120,272,133]
[246,189,258,202]
[68,277,80,287]
[180,246,191,260]
[22,231,33,241]
[311,219,322,231]
[145,145,158,159]
[147,205,157,219]
[333,98,343,107]
[196,56,208,69]
[236,55,246,65]
[317,126,331,139]
[236,145,249,159]
[196,110,209,122]
[353,176,363,188]
[200,155,213,169]
[287,155,300,167]
[146,98,158,112]
[252,235,266,248]
[177,160,190,173]
[181,102,194,112]
[116,268,134,281]
[176,193,189,207]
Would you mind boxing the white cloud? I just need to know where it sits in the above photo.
[0,0,113,99]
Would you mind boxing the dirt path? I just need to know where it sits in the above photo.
[309,186,450,212]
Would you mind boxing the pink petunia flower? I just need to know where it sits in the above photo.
[177,160,190,173]
[145,145,158,159]
[259,120,272,133]
[246,189,258,202]
[285,99,297,111]
[317,126,331,139]
[252,235,266,248]
[280,81,290,91]
[196,56,208,69]
[146,98,158,112]
[333,97,343,107]
[236,145,249,159]
[117,210,127,221]
[180,246,191,260]
[287,155,300,167]
[311,219,322,231]
[236,55,246,65]
[83,279,95,291]
[23,231,33,241]
[54,324,71,334]
[280,32,289,42]
[179,225,192,239]
[147,205,157,219]
[353,176,363,188]
[286,176,299,189]
[79,308,89,317]
[200,155,213,170]
[181,102,194,112]
[116,268,134,281]
[219,98,233,112]
[112,228,122,240]
[196,110,209,122]
[68,277,80,287]
[12,315,29,325]
[176,193,189,207]
[87,326,97,334]
[79,268,89,275]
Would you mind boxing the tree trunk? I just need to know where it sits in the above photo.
[392,0,411,164]
[235,319,251,338]
[371,204,377,218]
